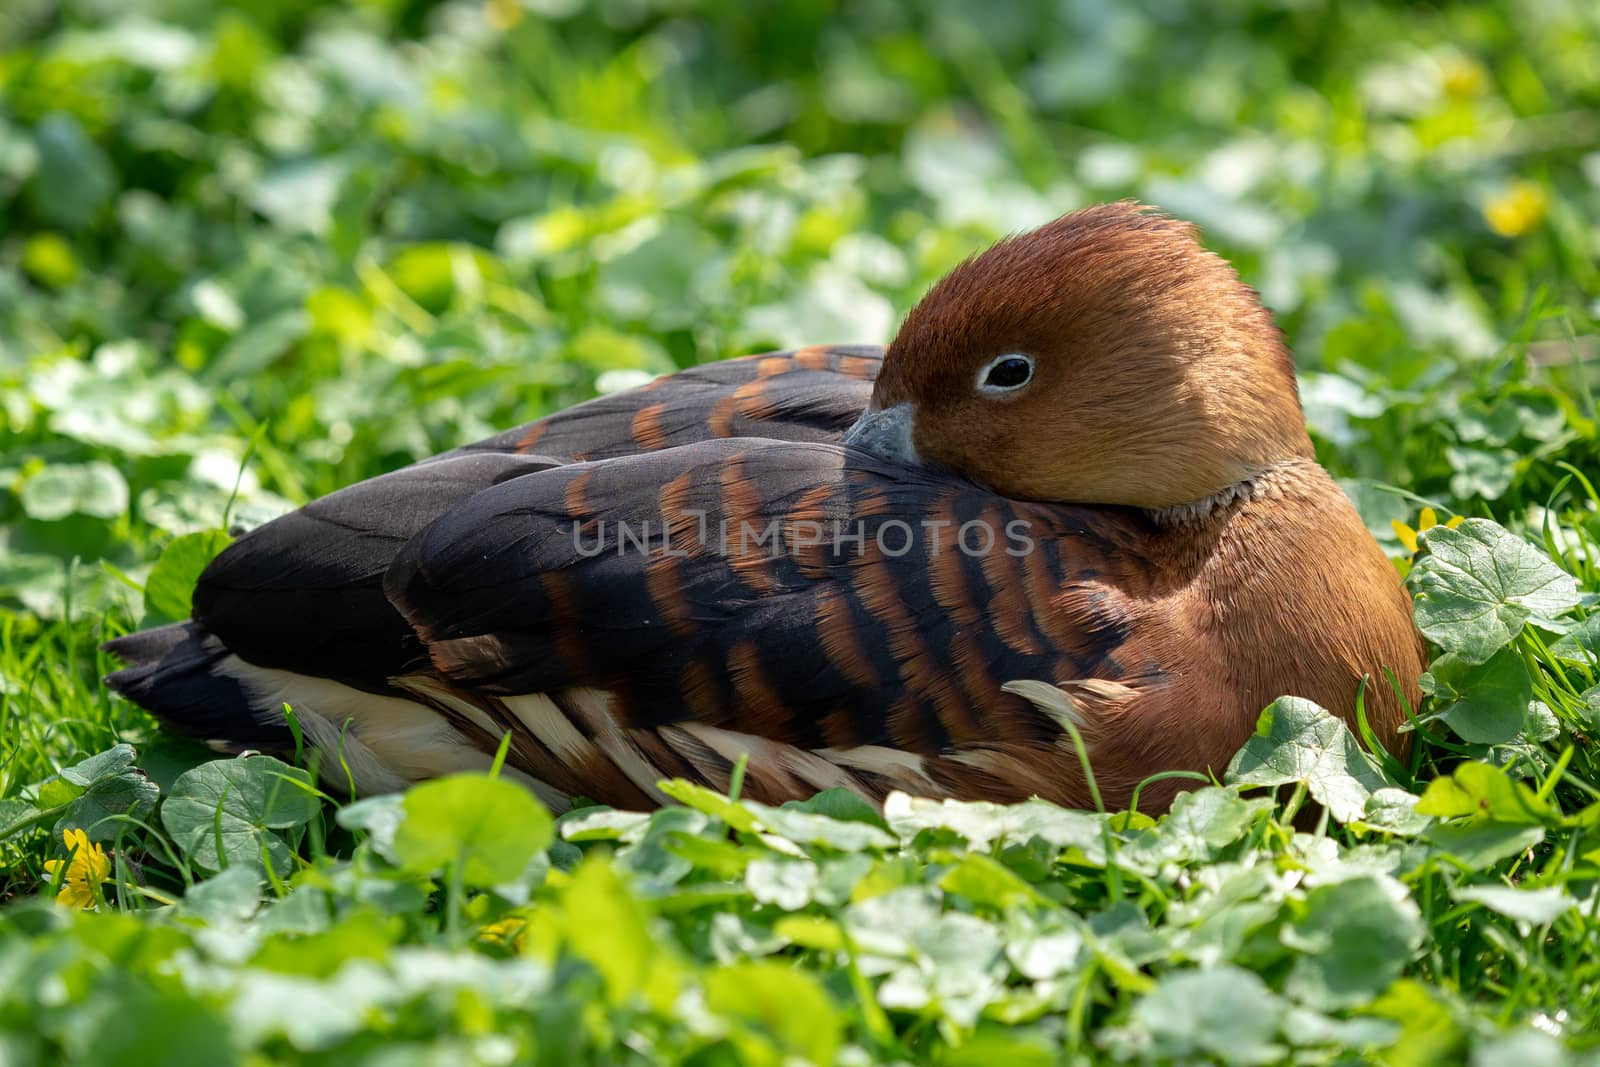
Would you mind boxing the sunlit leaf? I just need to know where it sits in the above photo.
[1414,761,1556,825]
[563,856,676,1008]
[28,113,116,229]
[392,774,553,886]
[142,529,232,625]
[1225,697,1392,823]
[1283,875,1425,1009]
[19,462,129,522]
[1408,520,1579,663]
[1129,967,1285,1065]
[161,756,320,875]
[1424,822,1545,870]
[1453,884,1576,926]
[704,962,841,1067]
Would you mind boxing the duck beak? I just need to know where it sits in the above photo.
[842,403,919,463]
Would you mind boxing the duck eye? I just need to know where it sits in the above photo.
[978,354,1034,394]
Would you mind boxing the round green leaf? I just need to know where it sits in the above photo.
[391,773,552,886]
[335,792,405,862]
[1414,761,1555,825]
[58,743,138,786]
[29,112,117,230]
[161,756,320,875]
[563,855,666,1007]
[1453,884,1576,926]
[704,961,841,1067]
[1225,697,1392,823]
[143,529,233,625]
[19,462,129,521]
[1284,875,1425,1009]
[1419,646,1533,744]
[57,771,160,843]
[1408,519,1578,664]
[1124,786,1264,865]
[1132,966,1285,1065]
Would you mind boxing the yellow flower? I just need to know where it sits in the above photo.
[42,828,111,910]
[1439,54,1487,99]
[477,916,527,951]
[1392,507,1465,554]
[485,0,523,31]
[1484,180,1549,238]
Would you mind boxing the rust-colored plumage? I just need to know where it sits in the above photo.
[105,202,1425,814]
[874,203,1310,509]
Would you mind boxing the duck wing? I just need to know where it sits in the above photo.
[107,348,881,758]
[384,436,1156,806]
[186,346,882,682]
[446,343,880,461]
[188,450,567,684]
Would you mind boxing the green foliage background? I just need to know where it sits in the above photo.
[1,0,1599,1064]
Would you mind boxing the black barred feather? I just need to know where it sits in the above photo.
[385,437,1147,755]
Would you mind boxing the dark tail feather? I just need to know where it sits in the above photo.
[104,622,294,750]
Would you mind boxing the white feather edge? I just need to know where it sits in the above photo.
[210,644,957,811]
[213,653,552,804]
[1001,678,1084,731]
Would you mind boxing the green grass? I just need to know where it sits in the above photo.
[2,0,1599,1063]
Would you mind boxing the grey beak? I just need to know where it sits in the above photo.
[841,403,919,463]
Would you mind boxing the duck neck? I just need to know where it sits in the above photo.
[1144,457,1326,530]
[1136,457,1339,593]
[1139,455,1424,753]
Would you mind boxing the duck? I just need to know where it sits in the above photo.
[105,201,1427,815]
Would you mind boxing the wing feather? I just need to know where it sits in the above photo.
[194,451,563,682]
[386,437,1158,758]
[191,347,880,686]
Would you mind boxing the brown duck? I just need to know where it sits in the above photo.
[107,202,1426,814]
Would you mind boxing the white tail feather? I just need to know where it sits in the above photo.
[216,656,541,799]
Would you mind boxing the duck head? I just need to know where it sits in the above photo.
[844,201,1315,511]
